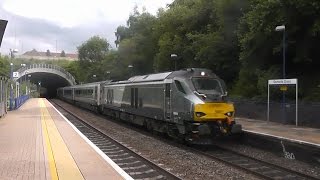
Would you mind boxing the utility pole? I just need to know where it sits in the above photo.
[56,40,57,54]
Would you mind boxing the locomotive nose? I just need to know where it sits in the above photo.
[194,103,235,124]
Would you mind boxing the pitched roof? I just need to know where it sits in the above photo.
[22,49,78,59]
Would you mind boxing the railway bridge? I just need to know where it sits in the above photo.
[14,64,76,98]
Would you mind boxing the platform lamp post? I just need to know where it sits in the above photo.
[106,71,110,80]
[275,25,286,123]
[92,74,96,82]
[25,70,29,95]
[9,48,18,110]
[128,65,133,77]
[21,64,26,95]
[38,81,41,97]
[170,54,178,71]
[9,62,13,110]
[27,74,31,95]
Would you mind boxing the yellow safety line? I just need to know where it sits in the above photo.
[40,99,59,180]
[39,99,84,180]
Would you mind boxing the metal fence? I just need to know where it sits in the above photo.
[231,98,320,128]
[13,95,29,110]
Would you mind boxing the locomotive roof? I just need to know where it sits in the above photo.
[128,72,172,82]
[111,68,217,84]
[65,80,112,88]
[59,68,219,88]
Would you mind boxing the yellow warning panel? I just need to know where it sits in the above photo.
[280,85,288,91]
[39,99,84,180]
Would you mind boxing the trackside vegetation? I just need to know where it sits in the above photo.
[1,0,320,101]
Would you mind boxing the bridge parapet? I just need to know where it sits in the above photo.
[16,64,76,85]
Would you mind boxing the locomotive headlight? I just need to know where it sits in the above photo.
[225,112,233,117]
[196,112,206,117]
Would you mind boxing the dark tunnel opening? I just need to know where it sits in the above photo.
[18,72,71,99]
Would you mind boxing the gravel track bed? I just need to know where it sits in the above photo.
[54,99,318,179]
[214,141,320,178]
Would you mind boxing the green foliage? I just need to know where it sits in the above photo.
[115,9,158,76]
[237,0,320,100]
[0,56,9,77]
[77,36,110,64]
[77,36,111,81]
[232,68,257,98]
[60,50,66,57]
[13,0,314,101]
[153,0,244,86]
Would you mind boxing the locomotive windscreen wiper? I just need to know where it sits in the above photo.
[194,91,207,99]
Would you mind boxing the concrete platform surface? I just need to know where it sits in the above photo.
[0,98,128,180]
[237,118,320,146]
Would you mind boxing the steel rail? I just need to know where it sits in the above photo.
[51,100,181,180]
[190,145,318,180]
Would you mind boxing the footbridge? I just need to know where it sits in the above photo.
[15,64,76,97]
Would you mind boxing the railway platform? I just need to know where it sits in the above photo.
[0,98,131,180]
[236,118,320,166]
[236,118,320,146]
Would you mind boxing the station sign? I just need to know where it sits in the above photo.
[267,78,298,126]
[268,79,297,85]
[12,72,19,78]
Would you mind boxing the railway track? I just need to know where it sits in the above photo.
[50,100,181,180]
[52,99,319,180]
[193,146,318,180]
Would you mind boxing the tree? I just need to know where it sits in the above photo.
[115,9,158,75]
[60,50,66,57]
[46,50,51,57]
[236,0,320,99]
[77,36,110,82]
[77,36,110,64]
[153,0,244,84]
[0,56,9,77]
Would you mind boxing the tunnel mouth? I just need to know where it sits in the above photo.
[18,72,71,99]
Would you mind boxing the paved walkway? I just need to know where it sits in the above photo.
[237,118,320,146]
[0,98,126,180]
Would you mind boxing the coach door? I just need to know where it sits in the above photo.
[164,83,171,120]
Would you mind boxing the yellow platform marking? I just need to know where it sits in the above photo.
[39,99,84,180]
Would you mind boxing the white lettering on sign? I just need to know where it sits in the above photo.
[13,72,19,78]
[268,79,297,85]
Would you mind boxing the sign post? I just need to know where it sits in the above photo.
[268,79,298,126]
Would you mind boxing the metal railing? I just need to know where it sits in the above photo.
[12,95,29,110]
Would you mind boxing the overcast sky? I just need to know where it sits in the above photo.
[0,0,173,55]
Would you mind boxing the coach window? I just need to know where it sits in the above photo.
[111,89,114,104]
[175,80,186,94]
[106,89,110,104]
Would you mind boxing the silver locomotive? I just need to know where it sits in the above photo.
[58,68,242,144]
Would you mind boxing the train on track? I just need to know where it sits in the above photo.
[57,68,242,144]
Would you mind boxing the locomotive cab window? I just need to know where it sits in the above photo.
[192,78,225,95]
[174,80,186,94]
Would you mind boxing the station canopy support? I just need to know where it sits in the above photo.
[267,78,298,126]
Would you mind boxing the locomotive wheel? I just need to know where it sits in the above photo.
[144,120,153,132]
[167,124,185,143]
